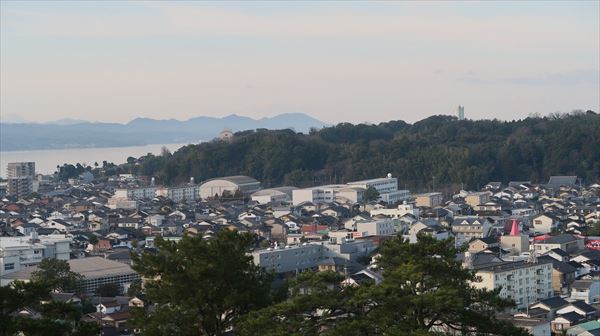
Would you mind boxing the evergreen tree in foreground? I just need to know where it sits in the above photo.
[237,235,529,336]
[131,230,529,335]
[130,230,273,336]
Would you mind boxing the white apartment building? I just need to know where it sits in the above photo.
[472,260,554,309]
[114,184,200,203]
[114,187,158,200]
[156,185,199,202]
[0,233,71,277]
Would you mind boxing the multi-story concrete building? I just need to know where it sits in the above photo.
[414,192,443,208]
[292,175,410,205]
[252,243,326,274]
[0,233,71,277]
[293,185,363,205]
[6,162,35,199]
[347,217,395,237]
[114,183,201,203]
[251,238,376,273]
[114,187,158,200]
[346,175,411,204]
[156,185,199,203]
[472,259,554,309]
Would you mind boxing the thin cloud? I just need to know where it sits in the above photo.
[1,3,596,51]
[460,70,600,86]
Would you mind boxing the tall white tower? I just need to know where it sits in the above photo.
[457,105,465,120]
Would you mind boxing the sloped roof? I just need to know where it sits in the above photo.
[536,296,569,310]
[548,176,577,187]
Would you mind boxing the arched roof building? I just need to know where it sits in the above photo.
[199,175,261,199]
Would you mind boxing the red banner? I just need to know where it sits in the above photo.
[586,239,600,250]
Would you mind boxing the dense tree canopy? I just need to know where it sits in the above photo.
[129,230,273,336]
[30,258,82,293]
[0,276,99,335]
[124,112,599,191]
[237,235,529,336]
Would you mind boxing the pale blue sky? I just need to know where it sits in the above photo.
[1,1,598,124]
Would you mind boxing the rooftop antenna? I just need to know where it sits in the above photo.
[528,240,537,264]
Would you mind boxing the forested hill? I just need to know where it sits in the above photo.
[127,112,600,191]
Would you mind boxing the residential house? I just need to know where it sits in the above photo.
[532,213,560,234]
[451,217,491,247]
[535,234,585,254]
[571,279,600,304]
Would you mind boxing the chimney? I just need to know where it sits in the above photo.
[510,219,520,236]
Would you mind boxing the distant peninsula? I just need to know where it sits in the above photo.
[0,113,328,151]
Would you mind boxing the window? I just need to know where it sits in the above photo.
[4,263,15,271]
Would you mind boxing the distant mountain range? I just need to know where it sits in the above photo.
[0,113,329,151]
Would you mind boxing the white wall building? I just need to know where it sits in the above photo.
[292,175,410,205]
[292,185,349,205]
[0,233,71,277]
[370,202,420,219]
[353,217,395,237]
[472,260,554,309]
[114,187,157,200]
[347,175,410,204]
[156,185,199,202]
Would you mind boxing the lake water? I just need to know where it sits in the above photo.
[0,143,190,177]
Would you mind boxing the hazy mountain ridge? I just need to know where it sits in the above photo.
[0,113,328,151]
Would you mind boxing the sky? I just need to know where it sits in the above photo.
[1,1,599,125]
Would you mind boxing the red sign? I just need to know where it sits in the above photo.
[586,239,600,250]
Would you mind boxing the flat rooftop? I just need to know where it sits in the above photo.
[347,177,396,184]
[1,256,136,281]
[474,259,552,272]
